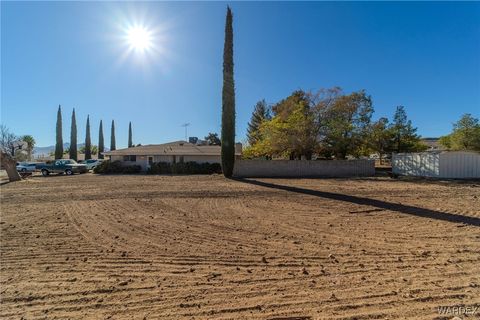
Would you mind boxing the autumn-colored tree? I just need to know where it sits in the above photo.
[244,88,430,160]
[244,90,319,159]
[319,90,373,159]
[273,90,318,159]
[244,88,348,159]
[243,116,285,159]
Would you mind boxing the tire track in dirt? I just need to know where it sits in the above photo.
[1,175,479,319]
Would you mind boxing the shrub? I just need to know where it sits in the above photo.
[147,162,221,175]
[121,165,141,174]
[93,160,141,174]
[93,160,110,173]
[147,162,171,174]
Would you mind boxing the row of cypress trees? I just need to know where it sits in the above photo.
[54,105,133,160]
[55,7,235,174]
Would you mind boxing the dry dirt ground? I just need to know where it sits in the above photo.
[1,174,479,320]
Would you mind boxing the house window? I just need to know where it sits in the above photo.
[123,155,136,162]
[179,156,184,163]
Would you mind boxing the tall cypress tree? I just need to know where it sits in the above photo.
[85,115,92,160]
[98,120,104,159]
[221,6,236,177]
[70,108,77,160]
[128,122,133,148]
[55,105,63,159]
[110,120,116,151]
[247,99,270,145]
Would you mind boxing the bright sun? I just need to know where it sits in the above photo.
[126,26,152,52]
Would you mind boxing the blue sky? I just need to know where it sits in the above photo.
[1,1,479,148]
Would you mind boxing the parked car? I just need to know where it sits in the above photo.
[79,159,103,170]
[38,159,88,176]
[16,162,37,172]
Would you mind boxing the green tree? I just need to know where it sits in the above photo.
[205,132,221,145]
[438,135,452,149]
[243,114,288,159]
[221,7,236,177]
[85,115,92,160]
[55,105,63,159]
[389,106,425,153]
[98,120,104,159]
[320,90,374,159]
[69,108,77,160]
[244,88,346,160]
[244,90,319,160]
[369,117,391,163]
[128,122,133,148]
[439,114,480,151]
[247,99,271,145]
[80,145,98,155]
[21,135,35,161]
[244,88,432,160]
[273,90,318,159]
[110,120,116,151]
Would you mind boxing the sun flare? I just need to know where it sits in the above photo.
[126,26,152,52]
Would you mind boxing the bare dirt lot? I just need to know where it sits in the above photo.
[1,174,479,319]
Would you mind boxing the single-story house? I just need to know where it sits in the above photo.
[102,141,242,171]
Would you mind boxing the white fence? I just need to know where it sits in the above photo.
[233,160,375,178]
[392,151,480,179]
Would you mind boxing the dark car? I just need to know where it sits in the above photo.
[38,159,88,176]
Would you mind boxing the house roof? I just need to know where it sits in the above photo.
[102,141,241,156]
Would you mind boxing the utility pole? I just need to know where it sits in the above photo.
[181,123,190,141]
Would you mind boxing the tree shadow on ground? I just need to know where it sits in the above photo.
[234,178,480,227]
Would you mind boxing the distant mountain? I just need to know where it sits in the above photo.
[33,143,72,157]
[33,143,108,157]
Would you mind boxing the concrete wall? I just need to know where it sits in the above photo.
[393,151,480,178]
[233,160,375,178]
